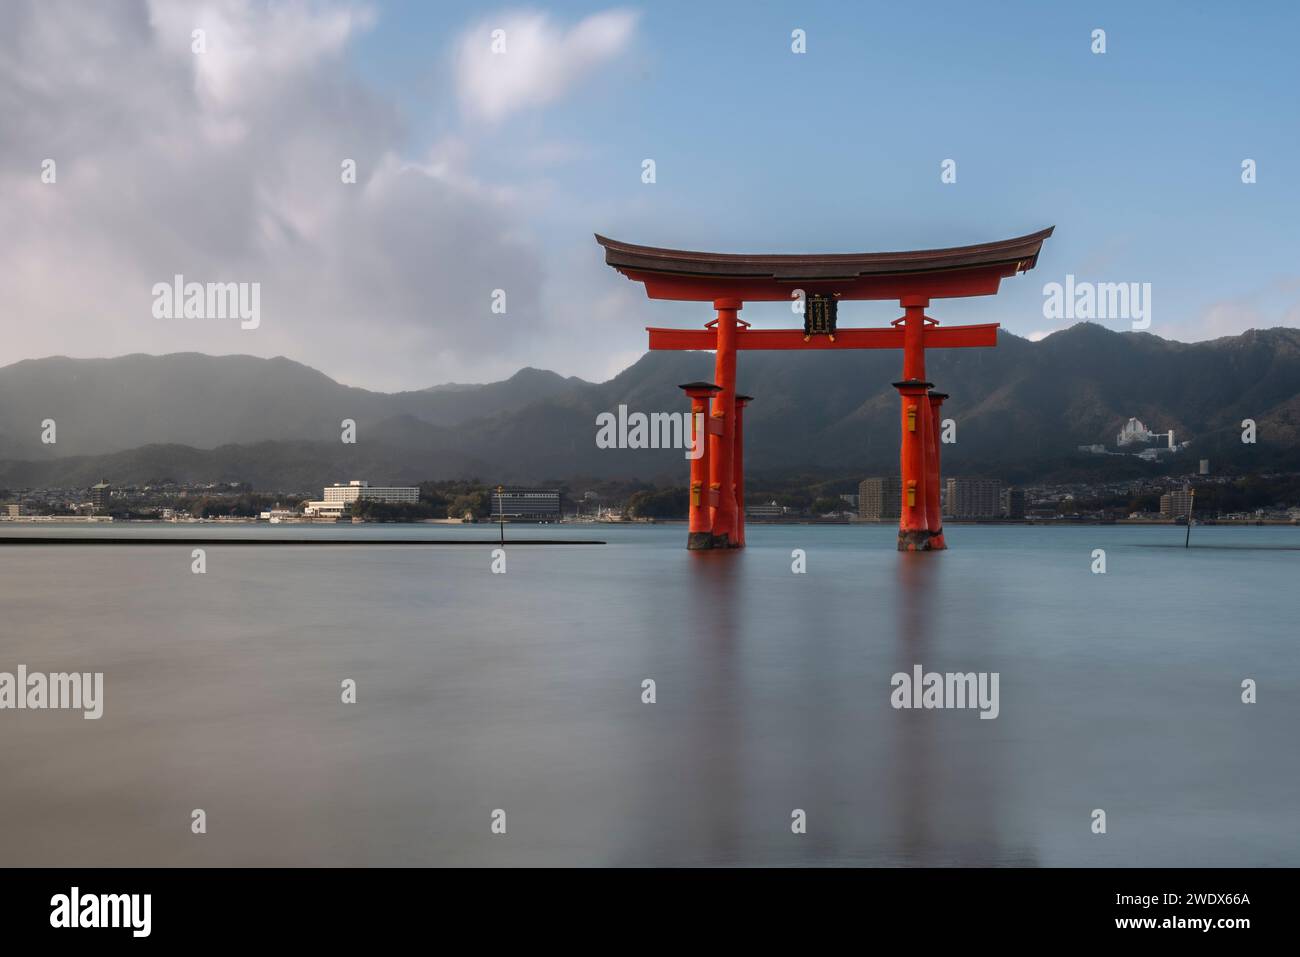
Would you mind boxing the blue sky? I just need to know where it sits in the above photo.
[4,0,1297,389]
[364,0,1299,352]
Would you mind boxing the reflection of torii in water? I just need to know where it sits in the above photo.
[596,227,1053,552]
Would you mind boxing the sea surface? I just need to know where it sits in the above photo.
[1,522,1296,866]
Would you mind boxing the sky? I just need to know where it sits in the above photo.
[1,0,1297,391]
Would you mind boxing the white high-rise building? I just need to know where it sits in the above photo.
[304,480,419,517]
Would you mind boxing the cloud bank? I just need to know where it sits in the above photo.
[0,1,639,390]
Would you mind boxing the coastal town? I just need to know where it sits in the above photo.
[4,469,1299,526]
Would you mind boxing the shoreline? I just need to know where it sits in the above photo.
[1,518,1296,529]
[0,536,605,546]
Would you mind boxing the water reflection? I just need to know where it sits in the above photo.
[891,548,1036,865]
[681,549,744,864]
[894,552,938,861]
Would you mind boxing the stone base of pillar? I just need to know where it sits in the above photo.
[896,529,935,551]
[929,528,947,550]
[687,531,715,550]
[686,531,745,550]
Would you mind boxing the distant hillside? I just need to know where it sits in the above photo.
[1,325,1298,490]
[0,440,493,492]
[0,353,584,460]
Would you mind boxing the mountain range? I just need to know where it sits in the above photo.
[2,323,1298,491]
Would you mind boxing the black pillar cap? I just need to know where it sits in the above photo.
[891,379,934,390]
[928,391,950,400]
[735,394,754,402]
[678,381,721,392]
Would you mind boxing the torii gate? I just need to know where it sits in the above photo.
[596,227,1053,551]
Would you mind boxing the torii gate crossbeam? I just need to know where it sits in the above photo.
[596,227,1053,551]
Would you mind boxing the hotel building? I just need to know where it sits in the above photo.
[304,480,420,518]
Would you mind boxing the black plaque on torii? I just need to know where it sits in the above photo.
[803,292,839,341]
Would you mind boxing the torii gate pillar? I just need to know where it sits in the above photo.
[708,299,742,547]
[926,391,948,550]
[733,393,752,547]
[679,381,721,550]
[894,296,938,551]
[893,377,934,550]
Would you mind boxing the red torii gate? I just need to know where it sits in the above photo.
[596,227,1053,551]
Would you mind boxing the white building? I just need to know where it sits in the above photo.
[304,480,419,517]
[1117,417,1182,454]
[1117,417,1154,446]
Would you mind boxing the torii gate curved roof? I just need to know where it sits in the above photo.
[595,226,1054,301]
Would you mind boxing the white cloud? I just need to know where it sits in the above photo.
[0,0,618,390]
[454,8,639,123]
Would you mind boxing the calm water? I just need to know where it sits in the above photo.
[1,522,1296,866]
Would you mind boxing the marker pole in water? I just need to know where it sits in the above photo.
[496,484,505,546]
[1184,489,1194,548]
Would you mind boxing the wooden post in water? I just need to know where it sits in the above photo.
[496,484,505,546]
[1185,488,1195,548]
